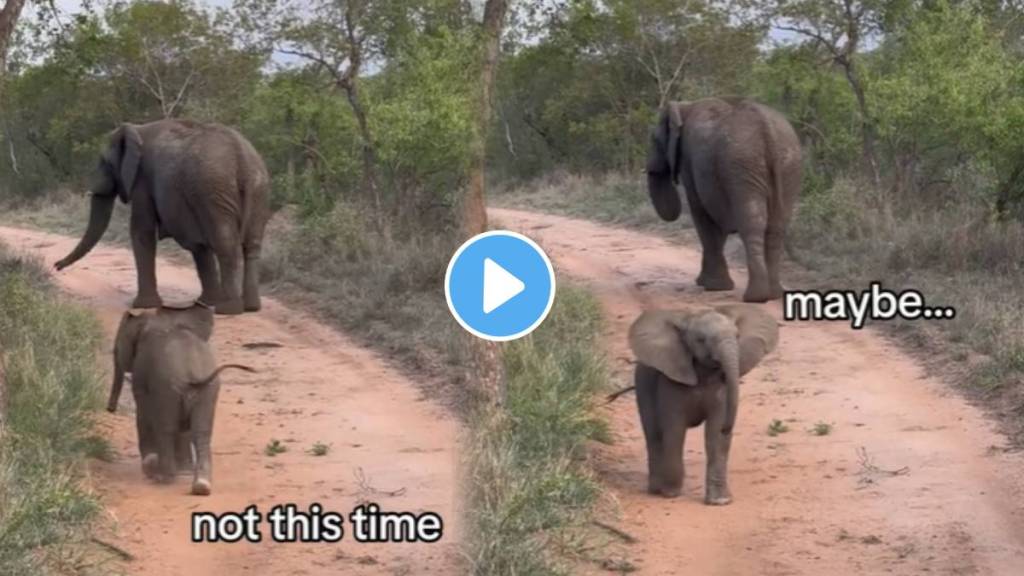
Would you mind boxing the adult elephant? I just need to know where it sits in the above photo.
[55,119,271,315]
[646,97,802,302]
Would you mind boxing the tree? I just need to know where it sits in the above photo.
[0,0,25,77]
[0,0,26,426]
[769,0,892,185]
[237,0,386,223]
[462,0,509,237]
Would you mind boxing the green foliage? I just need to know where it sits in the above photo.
[871,0,1024,201]
[371,25,477,213]
[492,0,762,180]
[2,0,264,198]
[466,284,610,575]
[0,247,106,575]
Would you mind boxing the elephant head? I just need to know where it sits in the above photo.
[55,124,143,271]
[108,301,215,413]
[628,304,779,433]
[646,101,690,222]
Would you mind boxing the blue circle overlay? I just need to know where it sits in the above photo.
[445,230,556,342]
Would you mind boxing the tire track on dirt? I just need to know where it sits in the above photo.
[490,208,1024,576]
[0,226,461,576]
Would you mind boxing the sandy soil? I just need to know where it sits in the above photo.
[490,208,1024,576]
[0,226,461,576]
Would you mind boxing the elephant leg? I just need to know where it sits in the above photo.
[129,200,162,308]
[656,378,688,498]
[211,223,244,315]
[635,365,664,495]
[703,384,734,505]
[242,231,263,312]
[191,247,221,305]
[135,402,158,479]
[765,224,785,300]
[190,385,219,496]
[154,429,177,484]
[685,184,733,291]
[736,198,772,303]
[175,430,194,474]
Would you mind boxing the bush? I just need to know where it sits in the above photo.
[0,246,106,575]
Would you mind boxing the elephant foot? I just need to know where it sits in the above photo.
[705,485,733,506]
[215,299,245,315]
[742,283,773,303]
[769,282,785,300]
[243,295,262,312]
[649,478,682,498]
[132,294,163,309]
[697,272,735,292]
[141,453,160,479]
[192,478,212,496]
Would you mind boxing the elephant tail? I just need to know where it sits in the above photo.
[190,364,257,387]
[605,385,636,404]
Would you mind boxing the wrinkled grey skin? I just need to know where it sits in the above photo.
[628,304,779,504]
[647,97,802,302]
[110,302,253,495]
[55,119,271,315]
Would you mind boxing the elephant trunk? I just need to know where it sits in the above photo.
[647,172,683,222]
[718,337,740,435]
[55,193,115,270]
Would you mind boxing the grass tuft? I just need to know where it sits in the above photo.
[465,284,610,575]
[0,244,107,575]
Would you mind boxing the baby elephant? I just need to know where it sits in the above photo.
[108,301,254,495]
[627,303,778,505]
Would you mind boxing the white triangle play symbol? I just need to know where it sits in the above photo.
[483,258,525,314]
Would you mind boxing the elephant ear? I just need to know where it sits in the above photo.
[628,310,699,385]
[714,304,780,375]
[113,124,143,204]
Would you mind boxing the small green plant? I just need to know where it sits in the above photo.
[264,439,287,456]
[810,421,833,436]
[308,441,330,456]
[767,419,790,436]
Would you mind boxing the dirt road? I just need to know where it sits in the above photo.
[0,226,461,576]
[490,208,1024,576]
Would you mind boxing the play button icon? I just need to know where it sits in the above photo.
[445,230,556,341]
[483,258,525,314]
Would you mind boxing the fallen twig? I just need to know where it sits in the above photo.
[592,520,638,544]
[91,536,135,561]
[242,341,284,350]
[354,467,407,503]
[855,446,909,488]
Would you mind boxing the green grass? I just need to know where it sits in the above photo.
[767,419,790,436]
[0,243,108,575]
[263,439,287,457]
[465,284,611,575]
[810,421,833,436]
[308,441,330,457]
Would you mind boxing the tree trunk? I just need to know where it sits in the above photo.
[0,0,25,76]
[462,0,507,238]
[840,60,881,187]
[464,0,509,407]
[341,80,381,227]
[0,0,27,430]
